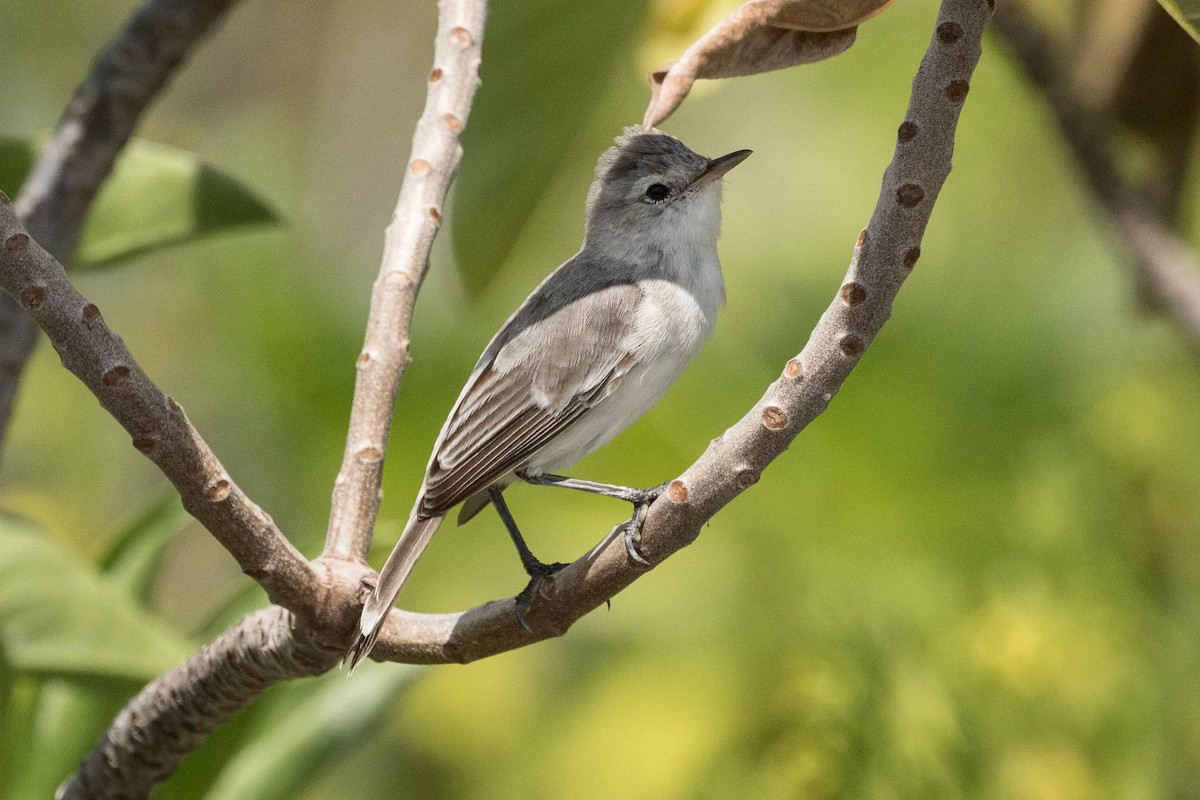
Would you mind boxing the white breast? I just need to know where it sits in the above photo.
[526,183,726,473]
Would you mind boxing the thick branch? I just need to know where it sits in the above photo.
[50,0,983,789]
[992,3,1200,347]
[58,607,335,800]
[0,199,316,612]
[370,0,993,665]
[0,0,243,449]
[17,0,244,259]
[49,3,488,792]
[323,0,488,561]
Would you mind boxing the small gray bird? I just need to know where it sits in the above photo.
[348,126,750,669]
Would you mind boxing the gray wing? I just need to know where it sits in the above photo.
[418,275,643,518]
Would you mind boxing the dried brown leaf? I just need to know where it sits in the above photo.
[643,0,895,127]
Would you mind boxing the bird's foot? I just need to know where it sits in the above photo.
[618,484,667,568]
[616,480,670,507]
[515,560,569,633]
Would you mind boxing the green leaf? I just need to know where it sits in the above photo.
[0,137,279,270]
[99,494,190,607]
[201,666,423,800]
[7,678,142,800]
[452,0,648,295]
[0,503,192,797]
[1158,0,1200,42]
[77,140,280,269]
[0,515,190,681]
[0,671,37,800]
[0,139,35,201]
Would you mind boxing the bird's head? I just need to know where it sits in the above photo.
[584,127,751,249]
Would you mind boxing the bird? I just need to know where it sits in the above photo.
[347,126,750,670]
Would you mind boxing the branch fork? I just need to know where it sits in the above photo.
[0,0,994,794]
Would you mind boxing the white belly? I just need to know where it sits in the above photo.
[524,275,720,473]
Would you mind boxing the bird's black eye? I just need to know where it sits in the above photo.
[645,183,670,202]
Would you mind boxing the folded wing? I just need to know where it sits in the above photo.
[419,279,643,518]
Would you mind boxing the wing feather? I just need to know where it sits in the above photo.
[417,269,643,518]
[422,405,584,513]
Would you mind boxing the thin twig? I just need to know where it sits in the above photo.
[368,0,994,665]
[58,607,333,800]
[0,0,244,450]
[0,197,315,612]
[323,0,488,561]
[992,2,1200,347]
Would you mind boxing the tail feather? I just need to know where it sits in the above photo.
[456,490,492,526]
[457,475,515,526]
[345,513,443,673]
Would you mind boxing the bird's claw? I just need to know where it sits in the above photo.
[619,503,652,568]
[628,481,669,507]
[514,561,568,633]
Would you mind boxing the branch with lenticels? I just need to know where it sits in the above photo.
[323,0,487,563]
[4,0,987,793]
[25,1,490,795]
[0,196,315,613]
[0,0,245,449]
[368,0,994,664]
[57,607,330,800]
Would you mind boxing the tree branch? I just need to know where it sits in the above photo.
[323,0,488,562]
[0,198,316,612]
[369,0,994,665]
[57,607,335,800]
[992,3,1200,348]
[0,0,243,449]
[42,0,988,789]
[23,1,490,792]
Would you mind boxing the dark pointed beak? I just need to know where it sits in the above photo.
[692,149,753,187]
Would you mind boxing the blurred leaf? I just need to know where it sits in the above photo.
[1157,0,1200,42]
[192,582,269,642]
[202,666,422,800]
[99,494,189,608]
[0,675,37,800]
[0,137,279,270]
[0,515,190,681]
[77,140,280,269]
[0,505,192,796]
[452,0,648,295]
[0,139,35,201]
[7,678,141,800]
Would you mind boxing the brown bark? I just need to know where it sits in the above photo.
[0,0,993,793]
[0,0,245,448]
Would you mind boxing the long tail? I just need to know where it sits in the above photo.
[345,512,443,673]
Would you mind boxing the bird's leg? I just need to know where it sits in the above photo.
[489,486,556,576]
[516,470,668,567]
[488,486,567,632]
[517,472,665,505]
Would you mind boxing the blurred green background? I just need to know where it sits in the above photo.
[3,0,1200,797]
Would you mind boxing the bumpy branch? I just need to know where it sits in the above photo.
[992,3,1200,347]
[369,0,994,665]
[323,0,488,562]
[40,1,489,793]
[57,607,335,800]
[0,0,244,448]
[0,198,315,612]
[39,0,985,789]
